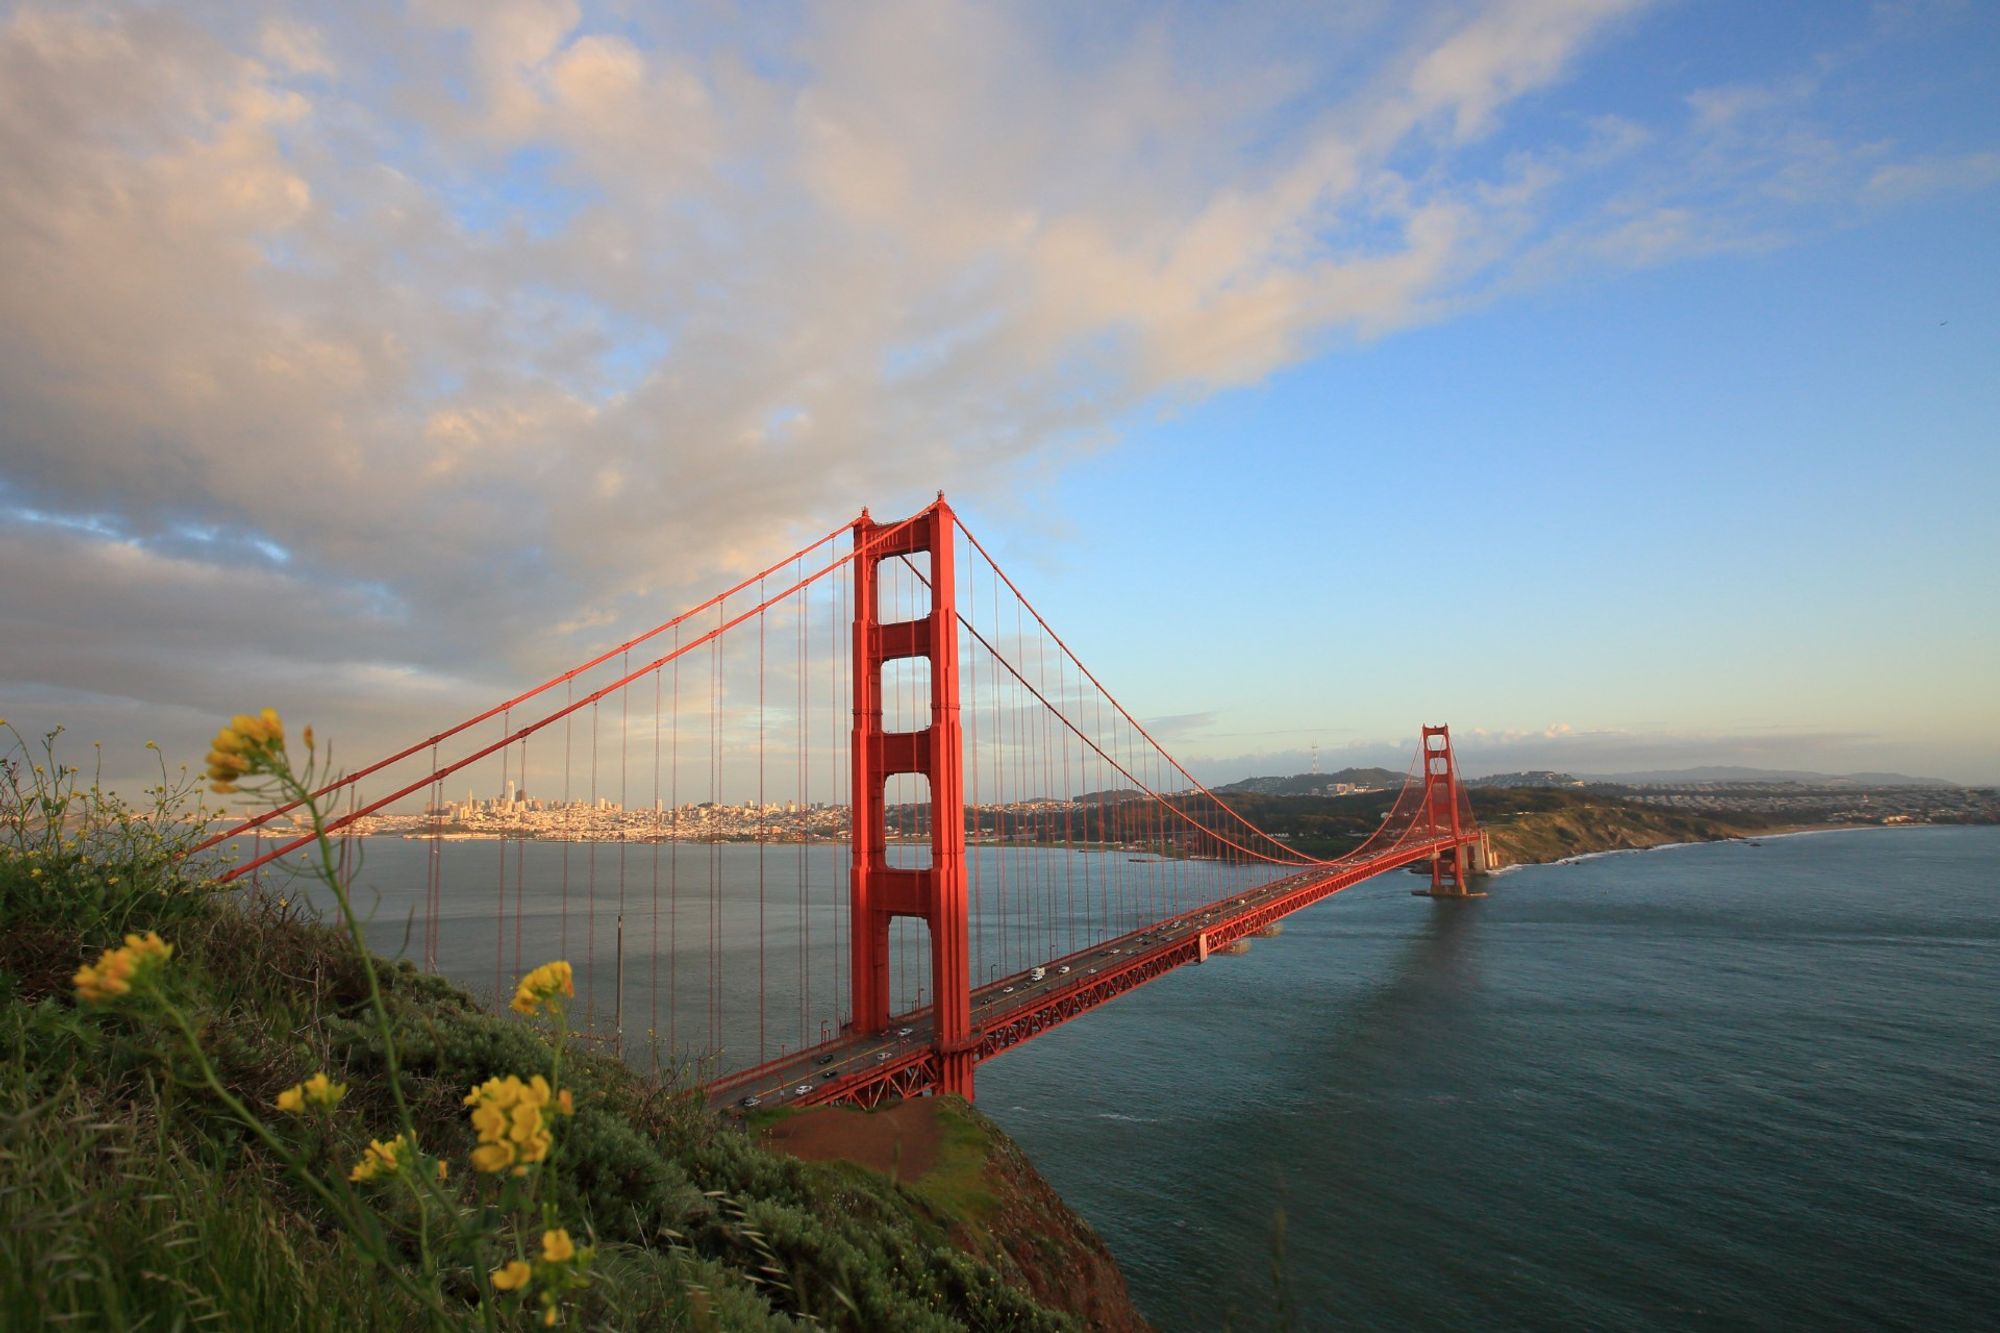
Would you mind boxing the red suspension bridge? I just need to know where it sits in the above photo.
[197,496,1489,1109]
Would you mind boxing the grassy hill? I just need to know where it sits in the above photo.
[1194,782,1786,865]
[0,726,1141,1331]
[1467,787,1783,865]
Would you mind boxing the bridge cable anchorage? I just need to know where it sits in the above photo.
[195,495,1476,1108]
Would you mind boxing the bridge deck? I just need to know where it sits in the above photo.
[707,834,1478,1111]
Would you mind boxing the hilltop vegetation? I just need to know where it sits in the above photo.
[1213,768,1405,797]
[0,724,1136,1331]
[1190,782,1788,865]
[1466,787,1784,864]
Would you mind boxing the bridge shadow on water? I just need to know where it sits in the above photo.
[1298,893,1490,1090]
[1228,894,1513,1331]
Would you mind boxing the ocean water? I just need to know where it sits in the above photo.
[974,826,2000,1330]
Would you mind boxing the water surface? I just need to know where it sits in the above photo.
[976,827,1999,1329]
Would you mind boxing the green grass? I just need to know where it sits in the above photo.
[908,1104,1002,1225]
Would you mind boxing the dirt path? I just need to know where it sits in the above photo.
[758,1099,943,1180]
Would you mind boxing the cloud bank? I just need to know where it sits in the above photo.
[2,0,1990,782]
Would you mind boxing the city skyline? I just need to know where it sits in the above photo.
[2,2,1996,788]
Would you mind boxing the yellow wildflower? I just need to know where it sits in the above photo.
[206,709,287,792]
[540,1229,576,1264]
[349,1133,417,1183]
[73,932,172,1005]
[228,709,284,745]
[464,1074,557,1174]
[491,1260,532,1292]
[125,932,171,962]
[510,961,574,1016]
[557,1088,574,1116]
[276,1071,347,1114]
[302,724,315,751]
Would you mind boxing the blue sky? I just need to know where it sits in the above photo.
[0,0,1995,787]
[1006,187,2000,781]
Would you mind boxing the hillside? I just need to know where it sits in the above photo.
[1584,766,1957,787]
[1215,768,1403,796]
[1468,788,1783,865]
[1200,783,1787,865]
[0,890,1146,1330]
[0,741,1145,1331]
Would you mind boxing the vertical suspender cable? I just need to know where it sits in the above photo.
[561,683,571,961]
[495,712,508,1006]
[757,578,767,1067]
[524,732,532,972]
[587,698,598,1030]
[618,651,630,1042]
[710,602,722,1061]
[651,664,661,1074]
[669,625,680,1062]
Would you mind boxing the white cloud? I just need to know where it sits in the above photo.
[1,0,1993,785]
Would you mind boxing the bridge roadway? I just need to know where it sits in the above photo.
[706,834,1475,1112]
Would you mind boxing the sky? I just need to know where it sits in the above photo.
[2,0,1997,795]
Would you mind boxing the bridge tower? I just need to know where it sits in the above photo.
[1417,723,1482,898]
[850,497,974,1098]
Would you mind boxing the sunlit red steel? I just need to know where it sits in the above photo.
[849,498,974,1098]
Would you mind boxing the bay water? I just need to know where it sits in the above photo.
[977,826,1999,1329]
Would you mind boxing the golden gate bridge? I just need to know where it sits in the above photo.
[192,495,1489,1109]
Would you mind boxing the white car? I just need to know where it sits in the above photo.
[792,1084,812,1096]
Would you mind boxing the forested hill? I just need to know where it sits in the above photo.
[1200,784,1786,864]
[1214,768,1404,796]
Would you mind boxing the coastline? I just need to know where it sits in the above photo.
[1487,819,1925,874]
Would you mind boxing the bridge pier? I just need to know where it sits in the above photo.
[1412,845,1488,898]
